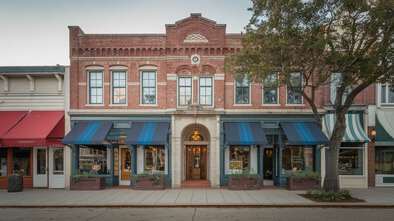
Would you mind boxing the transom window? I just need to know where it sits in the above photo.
[235,78,250,104]
[112,71,126,104]
[142,71,156,104]
[263,72,279,104]
[178,77,192,106]
[89,71,103,104]
[199,77,212,106]
[287,72,302,104]
[381,84,394,104]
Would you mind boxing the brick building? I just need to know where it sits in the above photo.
[63,13,373,188]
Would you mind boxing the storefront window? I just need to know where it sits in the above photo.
[229,146,250,174]
[375,146,394,174]
[79,147,111,174]
[282,146,313,175]
[13,148,31,176]
[338,148,363,175]
[144,146,165,174]
[0,149,7,177]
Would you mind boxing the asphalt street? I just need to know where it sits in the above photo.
[1,208,394,221]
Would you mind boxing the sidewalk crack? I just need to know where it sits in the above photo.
[86,208,107,221]
[192,208,197,221]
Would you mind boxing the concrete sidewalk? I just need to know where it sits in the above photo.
[0,187,393,207]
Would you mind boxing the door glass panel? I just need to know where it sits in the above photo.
[37,149,46,175]
[124,149,131,172]
[53,149,63,175]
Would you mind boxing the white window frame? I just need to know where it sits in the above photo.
[177,76,193,107]
[378,83,394,107]
[286,72,303,105]
[198,76,214,106]
[262,72,280,106]
[88,71,104,105]
[338,146,365,177]
[234,78,251,105]
[111,70,127,106]
[140,70,157,105]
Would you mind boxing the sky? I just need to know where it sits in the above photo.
[0,0,253,66]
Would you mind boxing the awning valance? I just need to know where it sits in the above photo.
[280,122,329,146]
[1,111,64,147]
[325,113,370,143]
[124,122,169,145]
[224,122,268,145]
[62,121,112,145]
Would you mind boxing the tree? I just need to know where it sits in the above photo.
[225,0,393,191]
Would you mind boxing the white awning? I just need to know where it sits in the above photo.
[376,110,394,140]
[325,113,370,143]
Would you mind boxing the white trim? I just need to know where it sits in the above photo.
[26,74,35,92]
[286,72,303,105]
[127,82,140,86]
[157,82,167,86]
[87,70,104,105]
[54,74,63,92]
[109,65,128,70]
[139,65,158,71]
[78,82,87,86]
[85,65,104,70]
[198,76,214,107]
[225,82,234,86]
[0,75,9,92]
[262,85,279,106]
[167,74,177,80]
[214,74,225,80]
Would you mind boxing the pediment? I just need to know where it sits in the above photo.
[184,33,208,43]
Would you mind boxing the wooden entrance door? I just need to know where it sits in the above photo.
[186,146,207,180]
[121,148,131,181]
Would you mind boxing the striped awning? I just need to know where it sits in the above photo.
[62,121,112,145]
[280,122,329,146]
[124,122,169,145]
[325,113,370,142]
[224,122,268,145]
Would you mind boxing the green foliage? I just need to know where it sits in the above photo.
[292,171,321,182]
[72,174,98,178]
[230,169,259,178]
[307,189,352,201]
[134,172,165,184]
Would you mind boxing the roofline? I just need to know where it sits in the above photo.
[165,13,226,28]
[0,66,66,73]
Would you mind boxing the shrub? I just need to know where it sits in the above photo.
[230,169,259,178]
[307,189,352,201]
[134,172,165,184]
[292,171,321,182]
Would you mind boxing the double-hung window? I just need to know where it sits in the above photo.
[199,77,212,106]
[263,72,279,104]
[287,72,302,104]
[142,71,156,104]
[112,71,126,104]
[235,78,250,104]
[89,71,103,104]
[178,77,192,106]
[381,84,394,104]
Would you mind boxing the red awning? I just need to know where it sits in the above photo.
[1,111,65,147]
[0,111,29,146]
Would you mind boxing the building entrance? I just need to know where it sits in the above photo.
[186,145,207,180]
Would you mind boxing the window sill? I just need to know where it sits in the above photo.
[109,104,128,107]
[262,104,281,106]
[85,104,105,107]
[233,103,252,106]
[285,104,305,107]
[139,104,158,107]
[338,175,365,177]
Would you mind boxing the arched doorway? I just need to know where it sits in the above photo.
[182,124,210,180]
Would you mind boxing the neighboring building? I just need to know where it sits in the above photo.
[373,83,394,186]
[63,13,373,188]
[0,66,69,189]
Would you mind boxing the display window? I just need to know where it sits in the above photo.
[144,146,165,174]
[13,148,31,176]
[375,146,394,174]
[0,149,7,177]
[282,146,313,175]
[229,146,250,174]
[338,148,364,175]
[79,147,111,174]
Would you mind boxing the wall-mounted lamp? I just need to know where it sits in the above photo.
[371,127,376,141]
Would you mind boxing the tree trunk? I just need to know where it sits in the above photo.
[323,111,347,191]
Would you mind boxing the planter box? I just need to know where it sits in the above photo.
[71,177,105,190]
[133,177,166,190]
[8,174,23,192]
[286,177,320,190]
[228,177,260,190]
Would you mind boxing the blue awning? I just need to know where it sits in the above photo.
[325,113,370,143]
[280,122,329,145]
[224,122,268,145]
[124,122,169,145]
[62,121,112,145]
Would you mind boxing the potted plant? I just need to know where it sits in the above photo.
[228,170,260,190]
[286,171,321,190]
[70,171,105,190]
[133,172,166,190]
